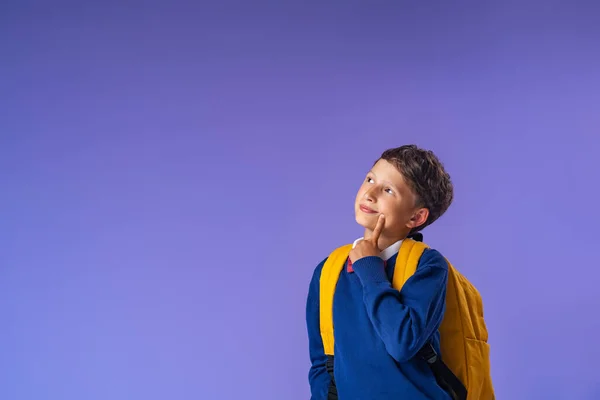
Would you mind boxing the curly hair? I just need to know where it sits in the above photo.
[378,145,454,232]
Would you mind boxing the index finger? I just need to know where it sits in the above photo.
[371,214,385,243]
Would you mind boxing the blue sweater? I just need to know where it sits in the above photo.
[306,247,452,399]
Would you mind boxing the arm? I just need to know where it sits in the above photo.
[305,259,332,400]
[351,248,448,363]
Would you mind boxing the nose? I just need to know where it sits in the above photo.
[363,186,377,202]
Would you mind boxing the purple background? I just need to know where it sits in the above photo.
[2,2,599,399]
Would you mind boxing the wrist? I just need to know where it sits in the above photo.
[352,256,388,285]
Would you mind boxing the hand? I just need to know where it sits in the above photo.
[349,214,385,263]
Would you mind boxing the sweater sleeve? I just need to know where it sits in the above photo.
[305,258,332,400]
[351,248,448,363]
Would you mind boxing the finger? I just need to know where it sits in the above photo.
[371,214,385,243]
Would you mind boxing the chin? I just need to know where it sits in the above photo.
[355,212,374,230]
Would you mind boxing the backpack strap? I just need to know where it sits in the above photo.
[394,239,468,400]
[319,244,353,356]
[319,244,352,400]
[392,238,428,290]
[418,343,467,400]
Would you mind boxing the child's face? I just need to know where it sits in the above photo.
[354,159,429,241]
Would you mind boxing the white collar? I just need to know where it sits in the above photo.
[351,237,403,261]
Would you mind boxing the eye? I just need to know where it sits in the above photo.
[385,188,394,194]
[366,177,374,184]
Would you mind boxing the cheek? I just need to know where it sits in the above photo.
[380,202,404,224]
[355,186,366,200]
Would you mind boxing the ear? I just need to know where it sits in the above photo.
[406,208,429,229]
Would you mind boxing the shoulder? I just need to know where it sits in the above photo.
[312,243,352,276]
[311,257,328,279]
[417,247,449,272]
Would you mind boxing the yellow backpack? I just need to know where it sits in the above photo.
[319,238,495,400]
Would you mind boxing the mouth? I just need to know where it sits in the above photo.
[359,204,378,214]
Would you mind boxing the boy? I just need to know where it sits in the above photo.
[306,145,454,399]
